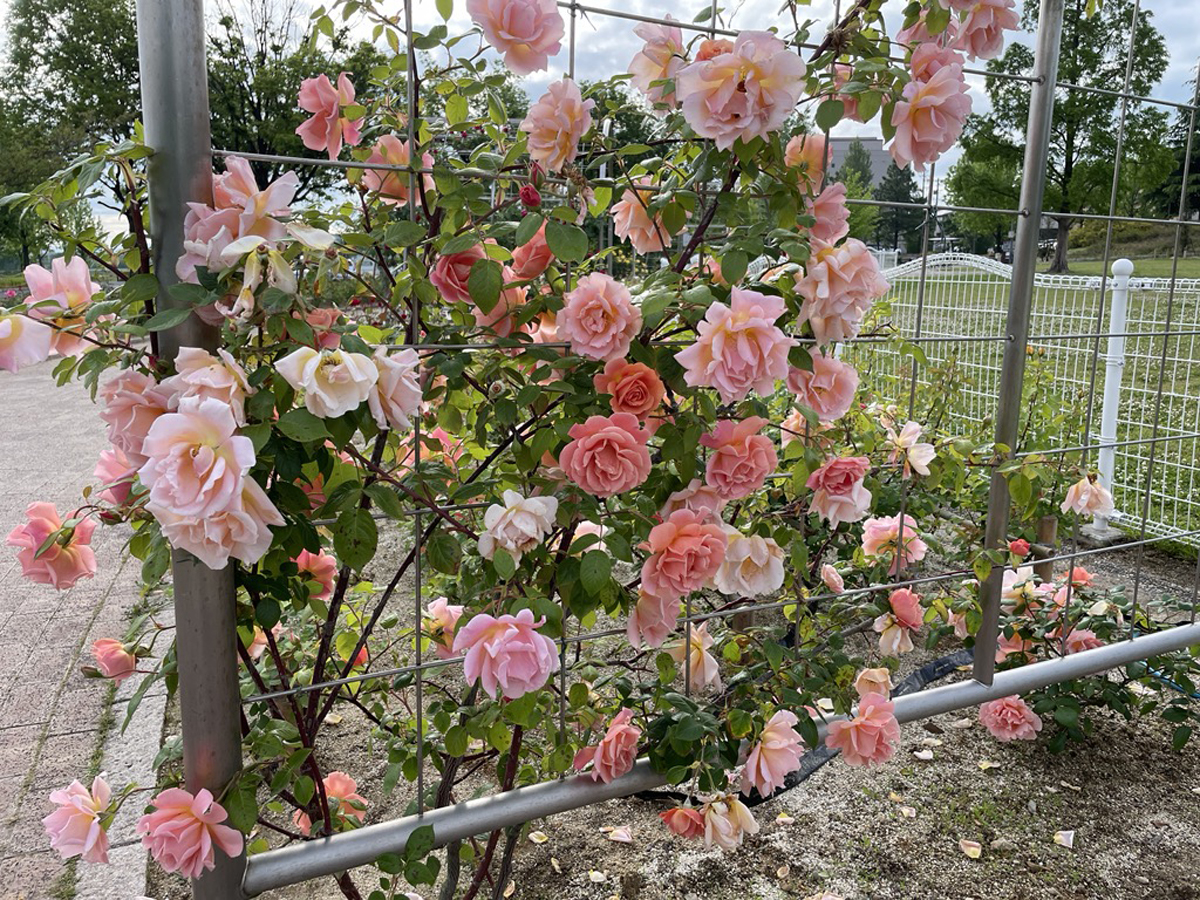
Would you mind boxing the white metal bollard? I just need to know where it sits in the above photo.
[1094,258,1134,532]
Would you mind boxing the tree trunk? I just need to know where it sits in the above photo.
[1048,217,1071,273]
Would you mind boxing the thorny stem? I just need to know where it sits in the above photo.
[462,725,523,900]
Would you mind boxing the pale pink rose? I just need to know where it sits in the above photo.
[137,788,244,880]
[660,806,705,839]
[641,510,727,601]
[176,204,240,283]
[91,638,136,683]
[23,256,100,357]
[1000,565,1039,611]
[784,133,831,189]
[424,597,465,659]
[610,181,683,254]
[676,288,795,403]
[805,181,852,244]
[861,513,928,574]
[559,412,652,498]
[701,793,759,849]
[659,478,727,524]
[741,710,804,796]
[795,238,891,346]
[668,621,722,692]
[910,43,965,82]
[952,0,1018,61]
[155,476,284,569]
[701,417,777,501]
[694,38,734,61]
[626,589,682,649]
[162,347,254,426]
[558,272,642,361]
[7,502,96,590]
[676,31,805,150]
[995,630,1033,664]
[511,221,554,279]
[873,587,923,655]
[305,307,342,350]
[467,0,564,75]
[714,529,784,598]
[363,135,434,207]
[594,359,665,421]
[94,446,138,506]
[295,548,338,602]
[1060,474,1115,518]
[947,609,970,639]
[781,408,838,452]
[275,347,378,418]
[293,771,368,836]
[452,608,560,699]
[368,348,421,431]
[574,708,641,783]
[888,63,972,172]
[825,692,900,766]
[571,521,607,554]
[821,563,845,594]
[477,490,558,563]
[979,695,1042,742]
[886,420,936,478]
[0,312,53,372]
[897,8,958,47]
[807,456,872,528]
[43,777,112,864]
[519,78,594,173]
[854,667,893,699]
[99,370,177,468]
[296,72,363,160]
[1060,627,1104,655]
[430,244,487,306]
[787,353,859,424]
[629,18,685,111]
[831,63,863,122]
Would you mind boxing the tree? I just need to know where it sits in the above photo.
[873,162,924,252]
[837,137,874,186]
[834,139,878,241]
[944,117,1022,254]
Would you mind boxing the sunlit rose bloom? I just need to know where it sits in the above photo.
[1000,565,1039,611]
[795,238,891,346]
[593,358,665,421]
[0,312,52,372]
[806,456,872,528]
[162,347,255,426]
[660,806,705,839]
[1060,627,1104,655]
[873,587,924,656]
[294,548,338,602]
[831,63,863,122]
[296,72,362,160]
[98,371,174,469]
[424,597,465,659]
[667,621,722,692]
[676,31,806,150]
[861,514,928,574]
[953,0,1019,61]
[701,416,777,501]
[94,446,138,506]
[23,256,100,356]
[362,135,434,207]
[1060,474,1115,518]
[136,788,244,880]
[7,502,97,590]
[886,420,936,478]
[897,7,958,47]
[91,638,136,683]
[979,695,1042,741]
[155,476,284,569]
[627,588,682,649]
[558,272,642,361]
[292,770,369,836]
[888,63,972,172]
[559,412,652,498]
[854,667,893,699]
[658,478,727,524]
[701,793,760,850]
[574,708,641,783]
[995,630,1033,664]
[43,777,112,864]
[474,267,527,338]
[510,221,553,279]
[642,510,726,601]
[676,288,794,403]
[275,347,378,418]
[805,181,852,244]
[821,563,845,594]
[467,0,564,75]
[741,710,804,797]
[429,243,486,306]
[368,348,421,431]
[628,17,685,111]
[787,353,859,424]
[714,529,784,598]
[825,692,900,766]
[478,489,558,563]
[610,180,683,254]
[909,43,965,82]
[519,77,594,173]
[453,608,560,700]
[784,133,831,189]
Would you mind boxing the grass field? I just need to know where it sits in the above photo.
[1046,257,1200,278]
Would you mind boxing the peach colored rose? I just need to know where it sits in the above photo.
[137,788,244,880]
[593,358,665,421]
[873,587,923,656]
[805,181,852,244]
[658,478,726,523]
[511,221,553,279]
[629,17,685,111]
[886,420,936,478]
[701,792,759,849]
[477,489,558,563]
[825,693,900,766]
[1059,627,1104,655]
[807,456,872,528]
[888,63,972,172]
[424,597,465,659]
[701,416,777,501]
[467,0,564,75]
[295,548,338,601]
[304,307,342,350]
[953,0,1018,61]
[574,708,641,783]
[910,44,963,83]
[995,630,1033,664]
[155,476,284,569]
[627,588,682,649]
[368,348,421,431]
[787,353,859,424]
[1001,565,1039,611]
[676,31,805,150]
[23,256,99,357]
[0,312,52,372]
[559,412,652,498]
[1058,566,1094,588]
[1060,474,1115,518]
[796,238,890,346]
[668,621,722,692]
[43,777,111,864]
[362,135,435,207]
[821,563,845,594]
[695,38,733,61]
[861,513,928,574]
[831,63,863,122]
[94,446,138,506]
[7,502,96,590]
[162,346,254,426]
[296,72,363,160]
[99,370,174,469]
[610,180,684,254]
[713,529,784,598]
[91,638,136,683]
[948,609,971,639]
[854,667,893,699]
[979,695,1042,741]
[741,710,804,797]
[558,272,642,361]
[452,608,560,699]
[275,347,378,418]
[430,243,487,306]
[519,77,594,173]
[641,510,726,601]
[675,288,795,403]
[660,806,705,839]
[784,133,831,189]
[293,771,368,836]
[897,7,958,47]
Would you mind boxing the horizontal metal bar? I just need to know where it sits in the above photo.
[845,197,1026,217]
[1056,79,1199,113]
[1016,430,1200,459]
[241,620,1200,896]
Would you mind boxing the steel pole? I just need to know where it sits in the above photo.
[974,0,1066,684]
[136,3,246,898]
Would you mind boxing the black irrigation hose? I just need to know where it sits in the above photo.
[634,649,975,807]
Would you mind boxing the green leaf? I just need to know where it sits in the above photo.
[487,720,510,752]
[223,774,259,833]
[503,691,541,727]
[277,408,330,443]
[972,555,993,584]
[816,99,845,133]
[143,306,192,332]
[491,548,516,580]
[294,775,315,807]
[580,550,612,596]
[1053,704,1080,728]
[388,220,426,247]
[425,532,463,574]
[1172,724,1193,751]
[721,250,748,284]
[407,824,436,860]
[335,508,377,571]
[444,725,469,757]
[366,483,406,519]
[1009,472,1033,508]
[122,273,159,306]
[467,258,503,315]
[545,220,588,262]
[515,213,544,246]
[446,94,469,127]
[435,0,453,19]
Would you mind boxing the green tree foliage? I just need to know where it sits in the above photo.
[835,140,878,242]
[873,162,924,252]
[944,118,1022,254]
[837,137,874,186]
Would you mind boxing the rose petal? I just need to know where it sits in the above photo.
[959,839,983,859]
[978,760,1002,771]
[913,748,934,761]
[589,871,607,883]
[607,826,633,844]
[899,806,917,818]
[528,830,549,844]
[1053,830,1075,849]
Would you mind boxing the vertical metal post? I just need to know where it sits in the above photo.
[136,3,246,898]
[1091,258,1133,535]
[974,0,1065,685]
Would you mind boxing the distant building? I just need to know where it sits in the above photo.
[827,136,890,187]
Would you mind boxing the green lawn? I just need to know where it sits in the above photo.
[1045,257,1200,278]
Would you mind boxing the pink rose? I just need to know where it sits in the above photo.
[979,695,1042,741]
[295,548,338,602]
[424,597,465,659]
[573,708,641,783]
[952,0,1018,61]
[593,358,665,421]
[741,710,804,797]
[629,17,685,111]
[1058,566,1094,588]
[610,180,684,254]
[519,77,594,173]
[23,256,99,357]
[452,608,560,700]
[296,72,363,160]
[700,417,777,501]
[368,347,422,431]
[888,63,972,172]
[701,793,759,849]
[467,0,564,75]
[805,181,852,244]
[511,221,553,279]
[1009,538,1031,557]
[99,370,174,468]
[292,771,368,836]
[897,8,958,47]
[430,244,488,306]
[784,133,831,189]
[558,273,641,361]
[873,587,924,655]
[94,446,138,506]
[641,510,727,601]
[787,353,859,424]
[806,456,872,527]
[519,183,542,208]
[559,412,652,498]
[162,346,254,426]
[861,513,928,574]
[910,44,964,83]
[854,667,893,699]
[626,589,682,649]
[825,693,900,766]
[660,807,705,839]
[1060,474,1115,518]
[155,476,284,570]
[676,31,805,149]
[831,63,863,122]
[1060,627,1104,655]
[658,478,726,523]
[0,312,52,372]
[362,135,434,207]
[675,288,795,403]
[885,420,936,478]
[821,563,845,594]
[91,638,136,683]
[795,238,891,346]
[668,621,722,692]
[996,630,1033,664]
[43,777,112,864]
[137,788,244,880]
[7,502,96,590]
[305,307,342,349]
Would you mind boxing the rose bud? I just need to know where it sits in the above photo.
[1008,538,1030,557]
[519,183,542,209]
